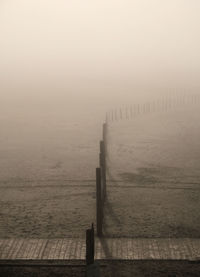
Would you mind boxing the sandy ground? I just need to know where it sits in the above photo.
[0,103,200,238]
[0,182,96,238]
[105,105,200,238]
[0,104,101,238]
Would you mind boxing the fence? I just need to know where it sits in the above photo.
[95,92,200,237]
[96,122,107,237]
[106,93,200,123]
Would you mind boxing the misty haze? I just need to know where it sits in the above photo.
[0,1,200,276]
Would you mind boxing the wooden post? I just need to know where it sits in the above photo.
[96,168,102,237]
[130,106,133,118]
[100,141,106,199]
[103,122,107,157]
[103,123,107,146]
[126,107,128,119]
[86,223,94,265]
[120,108,122,120]
[115,109,118,121]
[99,152,104,202]
[137,104,140,114]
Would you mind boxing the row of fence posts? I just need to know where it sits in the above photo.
[106,93,200,122]
[96,122,107,237]
[85,122,108,276]
[85,92,200,274]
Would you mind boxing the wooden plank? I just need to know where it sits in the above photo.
[81,239,86,260]
[153,239,161,259]
[33,239,48,259]
[184,239,192,260]
[189,239,199,259]
[184,238,193,259]
[47,239,58,259]
[64,239,73,259]
[42,240,52,259]
[121,239,127,259]
[9,239,24,259]
[26,239,38,259]
[193,239,200,258]
[172,239,182,259]
[168,238,178,259]
[179,239,187,259]
[76,238,83,260]
[1,239,15,259]
[0,238,200,261]
[108,239,113,259]
[50,239,61,260]
[148,239,155,259]
[137,239,142,259]
[131,239,138,260]
[59,239,69,259]
[127,239,133,259]
[53,239,63,259]
[159,239,169,259]
[110,239,116,259]
[0,240,8,258]
[31,239,43,259]
[30,239,40,259]
[70,239,77,259]
[4,239,18,259]
[142,239,149,259]
[161,239,171,259]
[8,239,24,259]
[24,239,34,259]
[15,239,27,259]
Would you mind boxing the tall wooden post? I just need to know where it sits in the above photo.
[120,108,122,120]
[115,109,118,121]
[100,140,106,199]
[99,152,104,202]
[103,123,107,155]
[96,168,102,237]
[103,123,107,145]
[86,223,94,265]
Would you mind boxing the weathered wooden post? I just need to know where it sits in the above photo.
[86,223,94,265]
[103,122,107,158]
[99,152,104,203]
[130,106,133,118]
[115,109,118,121]
[103,123,107,147]
[96,168,102,237]
[86,224,100,277]
[120,108,122,120]
[137,104,140,114]
[100,140,106,199]
[126,107,128,119]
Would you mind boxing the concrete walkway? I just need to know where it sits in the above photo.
[0,238,200,260]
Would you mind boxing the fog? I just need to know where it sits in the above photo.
[0,1,200,238]
[1,0,200,106]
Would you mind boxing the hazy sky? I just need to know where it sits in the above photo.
[0,0,200,103]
